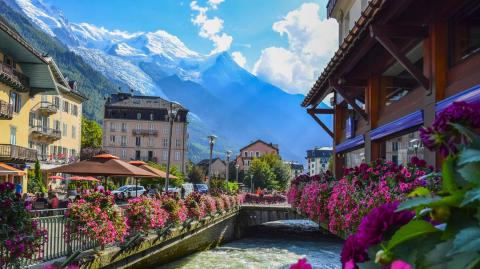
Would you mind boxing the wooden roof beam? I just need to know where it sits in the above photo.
[369,25,430,91]
[307,108,334,114]
[370,25,428,39]
[307,108,334,138]
[329,79,368,121]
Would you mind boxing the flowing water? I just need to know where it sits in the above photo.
[156,220,343,269]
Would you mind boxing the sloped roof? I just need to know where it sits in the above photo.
[239,139,279,152]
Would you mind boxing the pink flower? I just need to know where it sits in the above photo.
[289,258,312,269]
[344,259,355,269]
[390,260,413,269]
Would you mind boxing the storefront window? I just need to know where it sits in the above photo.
[385,130,424,165]
[345,147,365,168]
[450,4,480,65]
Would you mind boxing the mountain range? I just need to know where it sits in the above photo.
[1,0,333,163]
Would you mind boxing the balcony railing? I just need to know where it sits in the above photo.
[30,126,61,141]
[0,100,13,120]
[0,63,30,92]
[0,144,37,162]
[132,129,158,136]
[35,101,58,115]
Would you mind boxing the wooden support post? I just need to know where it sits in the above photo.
[330,80,368,121]
[369,25,430,92]
[307,110,334,138]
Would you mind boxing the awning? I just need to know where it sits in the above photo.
[0,162,26,175]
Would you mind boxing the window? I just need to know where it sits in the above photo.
[4,55,14,68]
[63,101,69,113]
[121,136,127,146]
[53,97,60,108]
[450,5,480,64]
[29,112,35,127]
[244,151,248,157]
[72,105,78,116]
[148,137,153,147]
[121,123,127,132]
[175,139,180,147]
[72,126,76,139]
[175,151,181,161]
[344,148,365,168]
[163,127,168,135]
[135,150,141,160]
[150,113,154,120]
[110,135,116,144]
[135,136,141,146]
[54,120,60,131]
[163,138,168,147]
[136,123,141,130]
[9,92,21,113]
[10,126,16,145]
[385,130,424,165]
[250,151,254,157]
[63,123,68,137]
[121,149,126,159]
[149,123,155,130]
[162,151,168,161]
[137,113,141,120]
[255,151,260,157]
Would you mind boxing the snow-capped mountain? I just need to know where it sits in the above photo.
[2,0,334,162]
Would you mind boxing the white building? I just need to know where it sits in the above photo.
[306,147,333,175]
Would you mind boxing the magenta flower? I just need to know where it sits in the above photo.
[341,234,369,266]
[390,260,413,269]
[289,258,312,269]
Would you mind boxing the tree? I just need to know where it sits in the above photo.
[81,117,102,149]
[28,160,46,193]
[188,165,205,184]
[245,158,277,190]
[258,154,291,190]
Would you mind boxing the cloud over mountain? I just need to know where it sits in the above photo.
[253,3,338,95]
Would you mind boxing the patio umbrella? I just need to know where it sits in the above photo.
[128,161,178,179]
[67,176,100,182]
[47,154,157,177]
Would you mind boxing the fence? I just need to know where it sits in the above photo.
[2,209,98,269]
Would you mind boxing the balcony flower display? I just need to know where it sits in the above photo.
[244,193,287,204]
[65,191,128,248]
[125,196,168,233]
[340,102,480,268]
[185,192,207,220]
[161,196,188,226]
[200,195,217,216]
[0,182,47,267]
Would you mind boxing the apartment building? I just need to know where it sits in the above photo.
[306,147,332,175]
[235,140,279,171]
[0,18,57,191]
[103,93,189,173]
[304,0,480,176]
[28,58,85,168]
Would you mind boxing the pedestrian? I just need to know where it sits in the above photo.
[48,192,59,209]
[15,182,22,195]
[180,186,186,199]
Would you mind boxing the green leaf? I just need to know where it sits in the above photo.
[387,220,439,250]
[408,187,432,198]
[451,123,480,149]
[442,156,458,193]
[458,163,480,185]
[396,196,442,212]
[458,149,480,165]
[448,227,480,255]
[460,188,480,207]
[418,241,452,268]
[430,192,464,208]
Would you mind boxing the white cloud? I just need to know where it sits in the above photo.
[232,51,247,67]
[190,0,232,54]
[253,3,338,95]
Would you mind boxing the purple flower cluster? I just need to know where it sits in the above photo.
[420,101,480,156]
[341,202,414,267]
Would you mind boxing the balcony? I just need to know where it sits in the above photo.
[30,126,61,141]
[132,129,158,136]
[35,101,58,115]
[0,100,13,120]
[0,144,37,162]
[0,63,30,92]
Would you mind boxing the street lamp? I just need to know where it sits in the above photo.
[235,164,239,184]
[225,150,232,188]
[165,101,181,193]
[207,134,217,191]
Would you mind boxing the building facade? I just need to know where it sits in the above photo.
[284,161,304,179]
[103,93,189,173]
[235,140,279,171]
[306,147,332,175]
[0,18,58,191]
[303,0,480,177]
[197,158,227,179]
[28,59,85,168]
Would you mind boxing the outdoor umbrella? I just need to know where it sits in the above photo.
[48,175,64,180]
[47,154,157,197]
[67,176,100,182]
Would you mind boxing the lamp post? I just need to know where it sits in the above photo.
[235,164,239,183]
[207,134,217,192]
[165,101,180,193]
[225,150,232,186]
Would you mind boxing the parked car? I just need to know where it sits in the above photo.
[181,183,194,197]
[194,184,209,194]
[112,185,146,197]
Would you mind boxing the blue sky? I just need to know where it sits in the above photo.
[44,0,338,95]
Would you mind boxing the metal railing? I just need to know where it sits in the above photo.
[0,99,13,119]
[30,126,62,140]
[0,144,37,162]
[132,129,158,136]
[0,62,30,92]
[36,101,58,115]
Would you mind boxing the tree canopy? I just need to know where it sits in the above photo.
[81,117,102,149]
[245,153,291,190]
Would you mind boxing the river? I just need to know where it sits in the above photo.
[156,220,343,269]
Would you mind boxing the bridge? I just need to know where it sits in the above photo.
[28,204,308,269]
